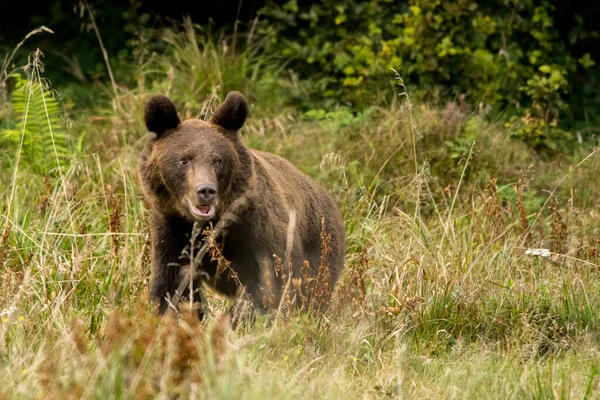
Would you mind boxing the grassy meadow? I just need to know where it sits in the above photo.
[1,24,600,399]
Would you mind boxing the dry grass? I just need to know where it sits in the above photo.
[1,33,600,399]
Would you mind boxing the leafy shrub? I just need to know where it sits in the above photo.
[257,0,599,149]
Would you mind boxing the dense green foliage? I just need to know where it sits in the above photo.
[258,0,599,150]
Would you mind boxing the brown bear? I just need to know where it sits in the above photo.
[139,91,345,319]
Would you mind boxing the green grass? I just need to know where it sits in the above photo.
[1,29,600,399]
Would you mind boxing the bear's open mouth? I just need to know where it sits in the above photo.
[188,201,216,218]
[190,204,215,218]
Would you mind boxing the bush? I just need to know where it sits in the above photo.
[257,0,599,149]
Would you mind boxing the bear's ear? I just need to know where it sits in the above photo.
[144,95,181,136]
[210,91,248,132]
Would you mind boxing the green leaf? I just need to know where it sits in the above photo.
[578,53,595,69]
[409,6,421,16]
[335,14,346,25]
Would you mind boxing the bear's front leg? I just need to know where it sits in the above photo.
[149,212,197,315]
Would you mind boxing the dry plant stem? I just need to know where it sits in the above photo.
[0,26,53,81]
[391,69,421,224]
[2,56,49,323]
[118,158,131,269]
[34,54,81,265]
[28,231,144,238]
[187,223,203,315]
[369,140,407,195]
[516,179,532,245]
[391,69,418,175]
[167,196,248,313]
[460,224,514,284]
[3,64,33,239]
[274,209,297,325]
[423,176,446,237]
[94,153,112,238]
[83,0,121,113]
[0,216,46,253]
[197,85,221,120]
[518,148,598,251]
[440,141,475,250]
[231,0,244,57]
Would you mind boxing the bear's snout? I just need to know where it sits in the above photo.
[196,184,217,204]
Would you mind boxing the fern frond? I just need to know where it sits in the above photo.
[1,73,70,174]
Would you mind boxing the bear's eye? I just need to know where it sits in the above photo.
[180,159,189,166]
[213,159,222,166]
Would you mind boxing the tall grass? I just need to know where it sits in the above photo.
[1,25,600,399]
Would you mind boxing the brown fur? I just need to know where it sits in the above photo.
[138,91,345,318]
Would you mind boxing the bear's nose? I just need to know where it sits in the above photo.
[196,184,217,202]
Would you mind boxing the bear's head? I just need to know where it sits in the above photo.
[141,91,251,221]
